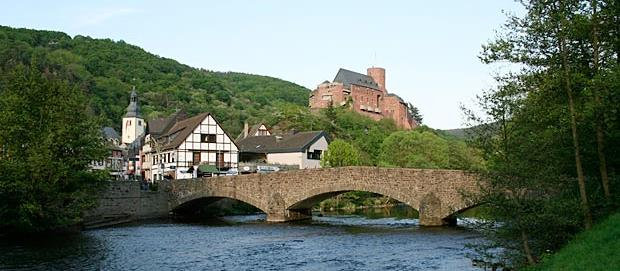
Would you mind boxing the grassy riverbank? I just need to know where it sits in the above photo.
[530,212,620,271]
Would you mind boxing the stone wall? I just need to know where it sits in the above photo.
[87,181,169,221]
[165,167,480,226]
[89,168,480,227]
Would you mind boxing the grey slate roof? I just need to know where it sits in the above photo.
[237,131,328,154]
[125,88,142,118]
[102,127,120,140]
[333,68,380,90]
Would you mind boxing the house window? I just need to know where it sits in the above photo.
[201,134,217,143]
[193,151,201,165]
[307,150,322,160]
[138,120,142,126]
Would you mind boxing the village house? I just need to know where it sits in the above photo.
[236,127,329,169]
[309,67,417,129]
[91,126,124,179]
[141,111,239,181]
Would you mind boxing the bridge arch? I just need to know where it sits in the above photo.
[286,183,421,211]
[171,191,269,216]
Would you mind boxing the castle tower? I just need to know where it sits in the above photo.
[367,67,386,92]
[122,87,146,144]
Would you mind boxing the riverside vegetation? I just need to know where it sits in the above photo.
[463,0,620,269]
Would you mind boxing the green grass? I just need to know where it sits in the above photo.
[531,212,620,271]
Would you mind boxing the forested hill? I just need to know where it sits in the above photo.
[0,25,310,135]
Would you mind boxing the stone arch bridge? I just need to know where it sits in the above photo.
[160,167,480,226]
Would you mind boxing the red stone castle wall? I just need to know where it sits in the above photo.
[309,67,416,130]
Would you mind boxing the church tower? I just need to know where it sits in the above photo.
[122,87,146,144]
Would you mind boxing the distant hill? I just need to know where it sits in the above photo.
[0,25,310,135]
[439,128,469,139]
[439,122,498,140]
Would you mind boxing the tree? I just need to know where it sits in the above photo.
[465,0,620,267]
[407,102,423,125]
[377,128,483,170]
[320,139,361,167]
[0,64,107,233]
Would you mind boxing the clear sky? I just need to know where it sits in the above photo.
[1,0,522,129]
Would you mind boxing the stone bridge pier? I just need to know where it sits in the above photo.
[162,167,480,226]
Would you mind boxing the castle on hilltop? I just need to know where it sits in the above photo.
[309,67,416,129]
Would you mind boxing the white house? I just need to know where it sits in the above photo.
[237,130,329,169]
[142,112,239,181]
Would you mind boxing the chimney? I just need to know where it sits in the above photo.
[367,67,386,92]
[243,122,249,138]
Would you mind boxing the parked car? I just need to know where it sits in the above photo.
[257,165,280,173]
[225,168,239,176]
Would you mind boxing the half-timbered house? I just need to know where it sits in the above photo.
[142,112,238,181]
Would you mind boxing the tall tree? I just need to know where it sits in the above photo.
[0,64,107,233]
[590,0,611,200]
[481,0,593,230]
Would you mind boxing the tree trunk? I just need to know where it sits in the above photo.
[521,230,535,265]
[592,0,611,200]
[559,0,593,230]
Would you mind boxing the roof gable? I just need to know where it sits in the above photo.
[157,112,239,151]
[333,68,380,90]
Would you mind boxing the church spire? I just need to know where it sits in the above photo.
[125,86,141,118]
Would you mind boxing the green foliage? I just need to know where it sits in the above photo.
[0,64,108,233]
[466,0,620,268]
[0,25,310,135]
[529,212,620,271]
[320,139,361,167]
[379,128,485,170]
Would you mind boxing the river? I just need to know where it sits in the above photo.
[0,205,484,271]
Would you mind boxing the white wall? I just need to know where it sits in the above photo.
[122,117,145,144]
[267,152,303,168]
[302,136,329,169]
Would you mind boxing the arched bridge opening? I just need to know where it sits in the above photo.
[171,196,264,219]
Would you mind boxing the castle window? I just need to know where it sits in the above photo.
[138,120,142,126]
[321,95,332,101]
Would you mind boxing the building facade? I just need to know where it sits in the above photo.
[142,112,239,181]
[237,130,329,169]
[91,127,124,179]
[309,67,416,129]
